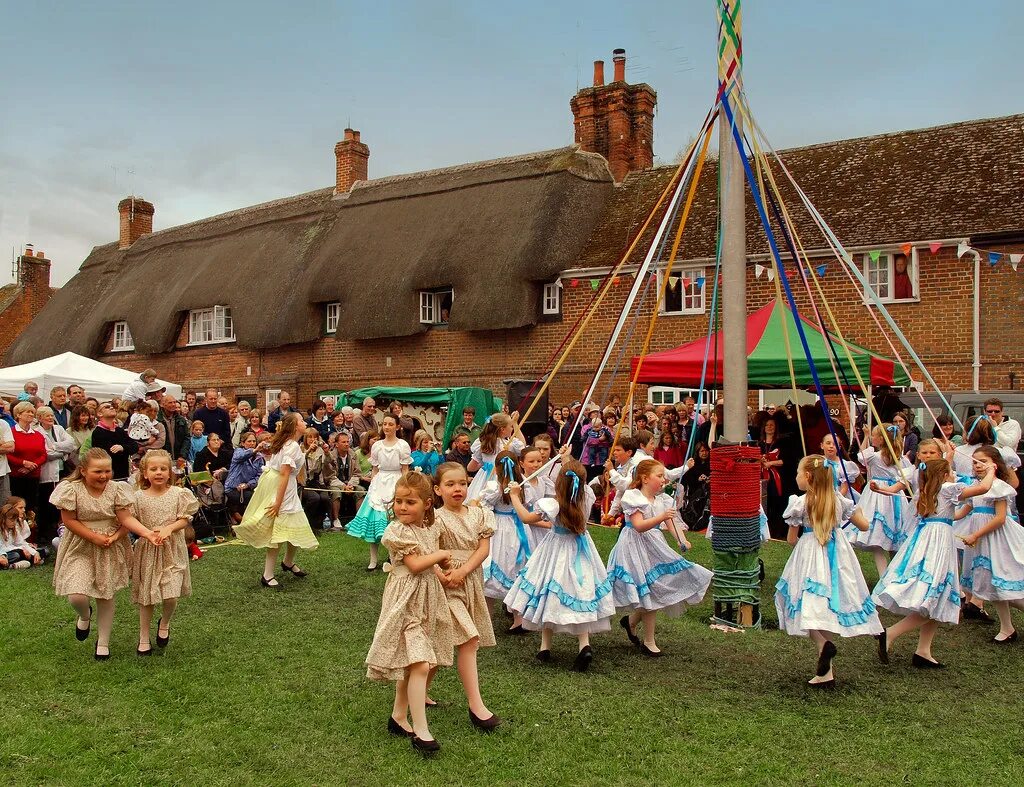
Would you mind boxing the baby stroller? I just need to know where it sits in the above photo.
[186,470,230,537]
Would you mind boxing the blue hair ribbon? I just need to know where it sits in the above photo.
[565,469,581,500]
[918,462,927,471]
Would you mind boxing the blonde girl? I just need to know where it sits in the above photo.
[874,456,995,668]
[850,423,911,576]
[366,472,454,755]
[234,412,318,588]
[430,462,501,731]
[131,450,200,654]
[466,412,525,505]
[820,434,860,501]
[607,459,712,656]
[50,448,155,660]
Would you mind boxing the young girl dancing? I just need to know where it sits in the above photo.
[607,459,712,656]
[348,414,411,571]
[850,423,911,576]
[131,450,200,654]
[958,446,1024,643]
[481,450,533,629]
[821,434,860,501]
[234,412,318,588]
[519,446,554,550]
[431,462,501,730]
[504,458,614,671]
[0,496,43,569]
[873,456,995,667]
[365,471,454,755]
[466,412,525,505]
[774,455,882,687]
[50,448,156,659]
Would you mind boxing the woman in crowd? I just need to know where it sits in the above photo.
[760,413,794,540]
[933,413,963,446]
[307,400,333,443]
[299,427,335,528]
[34,406,77,544]
[894,410,919,464]
[654,429,685,470]
[8,401,47,511]
[248,409,267,437]
[194,433,233,479]
[225,432,268,523]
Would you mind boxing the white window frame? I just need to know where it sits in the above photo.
[419,288,453,326]
[265,389,282,412]
[111,320,134,352]
[658,266,706,315]
[542,282,561,315]
[862,249,919,304]
[648,387,699,406]
[187,305,235,346]
[325,302,340,334]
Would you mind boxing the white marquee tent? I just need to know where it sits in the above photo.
[0,352,182,402]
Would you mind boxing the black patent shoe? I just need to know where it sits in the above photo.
[620,615,640,646]
[875,631,889,665]
[156,618,170,648]
[992,631,1018,645]
[816,641,837,677]
[572,645,594,672]
[76,606,93,642]
[260,574,281,588]
[962,603,994,623]
[411,736,441,755]
[809,679,835,690]
[387,717,414,738]
[281,562,308,578]
[507,624,527,635]
[137,645,153,656]
[639,643,664,658]
[94,644,110,661]
[535,649,552,663]
[469,710,502,731]
[911,653,945,669]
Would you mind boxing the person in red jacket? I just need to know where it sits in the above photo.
[8,402,47,513]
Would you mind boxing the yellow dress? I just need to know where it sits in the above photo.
[233,441,318,550]
[50,480,133,600]
[130,486,200,606]
[436,506,497,647]
[365,519,455,681]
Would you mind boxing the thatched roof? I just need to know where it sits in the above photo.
[575,113,1024,269]
[6,147,613,362]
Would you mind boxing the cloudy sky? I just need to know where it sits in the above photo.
[1,0,1019,285]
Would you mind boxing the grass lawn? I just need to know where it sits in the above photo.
[2,527,1023,786]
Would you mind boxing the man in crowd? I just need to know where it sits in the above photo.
[67,384,87,409]
[194,389,231,438]
[985,397,1021,451]
[232,401,252,447]
[452,406,482,444]
[330,432,359,528]
[445,432,473,474]
[267,391,296,434]
[48,386,72,429]
[158,395,190,462]
[351,397,377,442]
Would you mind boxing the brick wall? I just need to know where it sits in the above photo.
[0,255,53,361]
[94,244,1024,411]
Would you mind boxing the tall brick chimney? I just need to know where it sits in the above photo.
[335,128,370,194]
[570,48,657,182]
[118,196,155,249]
[17,247,52,321]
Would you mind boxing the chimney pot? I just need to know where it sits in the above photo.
[36,250,44,258]
[593,60,605,87]
[612,48,626,82]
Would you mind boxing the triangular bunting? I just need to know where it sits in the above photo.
[1010,253,1022,271]
[613,276,621,285]
[869,250,881,262]
[957,242,971,258]
[988,252,1001,267]
[681,277,692,288]
[570,279,579,288]
[755,263,765,279]
[900,243,912,256]
[696,276,706,289]
[589,279,599,290]
[815,264,827,278]
[929,242,942,254]
[766,268,776,282]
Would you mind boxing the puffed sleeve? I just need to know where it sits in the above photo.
[843,460,861,485]
[941,482,967,506]
[398,440,412,467]
[782,494,806,528]
[998,445,1021,470]
[381,522,421,561]
[507,438,525,456]
[49,480,80,511]
[860,446,877,462]
[989,478,1017,501]
[369,440,381,468]
[838,495,856,524]
[583,485,596,516]
[112,482,134,510]
[478,507,497,539]
[478,477,502,509]
[620,488,650,518]
[470,439,483,465]
[535,497,560,523]
[175,487,201,521]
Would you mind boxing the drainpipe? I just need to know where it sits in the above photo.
[973,251,981,392]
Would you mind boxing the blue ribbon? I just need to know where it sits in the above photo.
[481,460,494,477]
[895,517,952,576]
[801,526,842,615]
[825,458,842,489]
[565,469,581,500]
[554,523,591,584]
[973,505,996,515]
[873,474,902,526]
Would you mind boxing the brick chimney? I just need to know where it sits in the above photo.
[118,196,155,249]
[335,128,370,194]
[17,247,52,320]
[570,48,657,182]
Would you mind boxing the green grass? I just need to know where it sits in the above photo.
[2,529,1023,786]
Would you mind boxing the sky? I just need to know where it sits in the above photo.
[1,0,1020,286]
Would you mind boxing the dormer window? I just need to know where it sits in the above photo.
[111,321,134,351]
[325,302,340,334]
[542,282,562,316]
[187,306,235,345]
[419,288,453,326]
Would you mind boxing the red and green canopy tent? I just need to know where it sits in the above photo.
[630,299,911,389]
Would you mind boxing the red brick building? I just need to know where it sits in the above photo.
[0,249,55,360]
[7,51,1024,412]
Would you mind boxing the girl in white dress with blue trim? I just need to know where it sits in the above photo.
[821,434,860,502]
[957,445,1024,644]
[873,456,995,668]
[774,455,882,688]
[466,412,525,506]
[348,414,412,571]
[481,450,534,632]
[850,424,912,577]
[607,459,712,657]
[504,458,614,672]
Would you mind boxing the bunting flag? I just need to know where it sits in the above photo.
[556,278,564,289]
[613,276,621,285]
[682,277,692,288]
[929,242,942,254]
[988,252,1001,267]
[868,250,881,262]
[766,268,776,282]
[815,264,827,278]
[1011,254,1022,271]
[899,243,913,256]
[696,276,706,289]
[957,242,971,258]
[570,279,579,287]
[755,263,765,279]
[590,279,599,290]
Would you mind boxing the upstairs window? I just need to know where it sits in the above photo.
[542,282,562,315]
[188,306,235,345]
[419,288,453,326]
[658,267,706,315]
[864,250,918,303]
[326,302,340,334]
[112,321,134,352]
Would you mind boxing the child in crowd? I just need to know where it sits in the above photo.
[410,430,443,477]
[0,496,44,569]
[234,412,318,587]
[17,381,39,401]
[131,450,200,655]
[850,423,911,576]
[775,455,882,687]
[430,462,501,731]
[348,414,412,571]
[481,450,533,630]
[957,445,1024,643]
[466,412,525,505]
[127,399,161,447]
[607,460,712,656]
[365,472,454,755]
[50,448,156,659]
[187,420,208,466]
[505,458,615,672]
[122,369,158,404]
[873,456,995,668]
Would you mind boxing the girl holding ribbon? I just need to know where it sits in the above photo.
[850,423,911,577]
[466,412,525,506]
[481,450,534,632]
[504,458,614,672]
[873,456,995,668]
[606,459,712,657]
[774,455,882,688]
[820,434,860,501]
